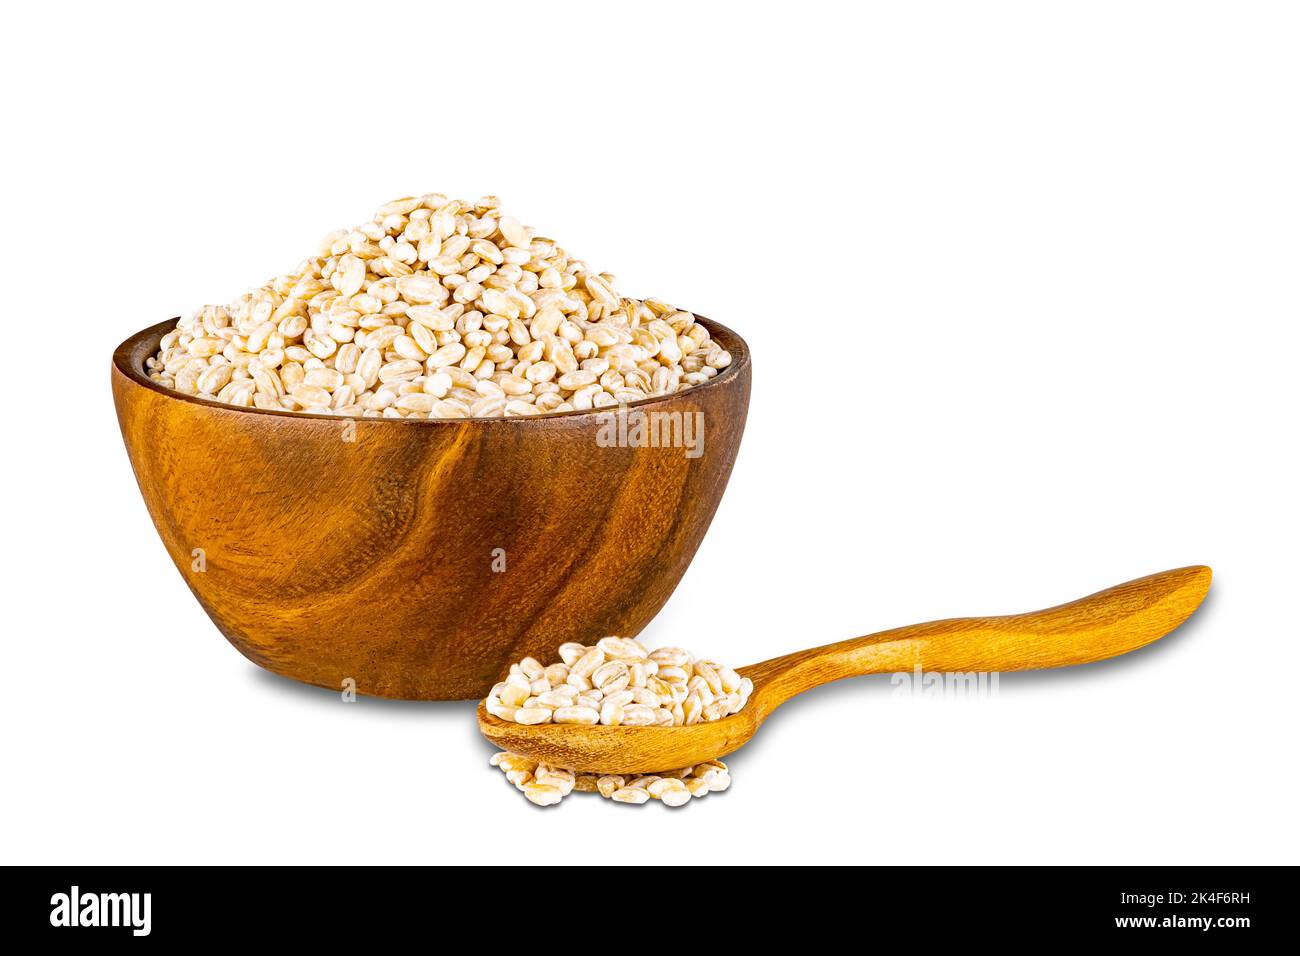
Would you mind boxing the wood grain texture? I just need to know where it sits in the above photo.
[478,566,1211,773]
[112,316,750,700]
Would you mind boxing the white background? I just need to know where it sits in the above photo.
[3,1,1296,865]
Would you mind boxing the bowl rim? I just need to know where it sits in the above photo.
[112,313,750,425]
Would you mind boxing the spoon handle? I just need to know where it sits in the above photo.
[739,566,1211,719]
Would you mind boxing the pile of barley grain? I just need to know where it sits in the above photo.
[484,637,750,807]
[147,194,731,418]
[490,752,731,808]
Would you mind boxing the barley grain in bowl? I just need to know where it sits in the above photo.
[111,193,751,700]
[146,194,732,418]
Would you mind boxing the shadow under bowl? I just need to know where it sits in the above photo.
[111,316,751,699]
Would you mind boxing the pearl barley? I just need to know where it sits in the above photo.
[148,194,732,418]
[484,636,750,808]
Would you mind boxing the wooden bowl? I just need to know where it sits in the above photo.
[111,317,751,700]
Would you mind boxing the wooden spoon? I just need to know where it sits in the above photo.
[478,566,1211,774]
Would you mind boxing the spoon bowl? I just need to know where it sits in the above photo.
[478,566,1212,773]
[478,698,761,774]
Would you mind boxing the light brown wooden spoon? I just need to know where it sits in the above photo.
[478,566,1211,774]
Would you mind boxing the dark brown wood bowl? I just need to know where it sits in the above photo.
[111,317,751,699]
